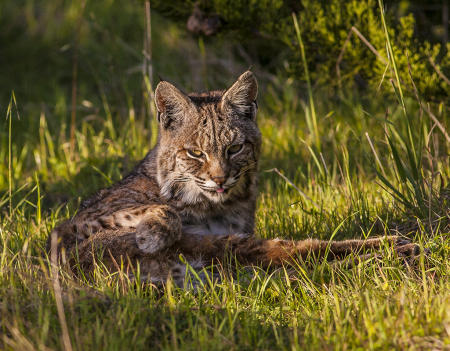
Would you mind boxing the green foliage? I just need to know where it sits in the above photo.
[153,0,449,100]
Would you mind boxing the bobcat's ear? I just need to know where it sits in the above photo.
[221,71,258,120]
[155,81,194,129]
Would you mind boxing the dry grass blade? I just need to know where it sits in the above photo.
[423,104,450,143]
[50,232,73,351]
[265,168,319,209]
[292,12,320,150]
[336,26,388,88]
[428,56,450,86]
[365,132,386,178]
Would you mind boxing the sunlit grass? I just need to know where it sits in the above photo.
[0,77,448,349]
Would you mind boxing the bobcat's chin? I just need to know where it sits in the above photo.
[200,187,231,203]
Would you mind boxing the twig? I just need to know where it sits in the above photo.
[144,0,153,86]
[265,168,320,209]
[336,26,388,89]
[336,28,354,89]
[428,56,450,86]
[424,103,450,143]
[143,0,154,143]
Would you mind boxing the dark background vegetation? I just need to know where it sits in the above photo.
[0,0,448,110]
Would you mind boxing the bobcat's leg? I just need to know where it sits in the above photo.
[177,233,421,267]
[70,229,176,284]
[48,204,182,256]
[251,235,420,264]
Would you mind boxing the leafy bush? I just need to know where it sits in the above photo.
[153,0,449,100]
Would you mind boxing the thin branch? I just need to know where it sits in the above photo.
[424,103,450,143]
[336,26,388,88]
[336,28,354,88]
[143,0,154,144]
[428,56,450,86]
[144,0,153,87]
[352,26,388,65]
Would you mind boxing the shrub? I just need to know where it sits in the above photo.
[152,0,449,100]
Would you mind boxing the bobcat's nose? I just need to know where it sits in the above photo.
[211,175,226,187]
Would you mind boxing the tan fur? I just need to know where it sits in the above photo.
[48,71,422,286]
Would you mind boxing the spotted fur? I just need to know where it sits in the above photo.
[47,71,422,286]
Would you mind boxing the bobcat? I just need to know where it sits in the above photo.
[48,71,421,286]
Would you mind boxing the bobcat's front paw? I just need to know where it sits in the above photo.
[135,222,177,254]
[391,236,430,258]
[395,242,430,257]
[382,236,429,258]
[136,223,168,254]
[135,211,181,254]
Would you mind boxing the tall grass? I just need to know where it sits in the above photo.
[6,92,18,218]
[369,0,448,221]
[292,13,320,153]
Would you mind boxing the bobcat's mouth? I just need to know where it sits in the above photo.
[203,187,229,195]
[195,179,233,195]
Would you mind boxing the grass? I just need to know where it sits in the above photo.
[0,1,449,350]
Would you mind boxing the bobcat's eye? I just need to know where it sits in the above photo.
[228,144,243,155]
[187,149,203,158]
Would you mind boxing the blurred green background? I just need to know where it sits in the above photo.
[0,0,448,111]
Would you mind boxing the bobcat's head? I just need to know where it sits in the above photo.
[154,71,261,205]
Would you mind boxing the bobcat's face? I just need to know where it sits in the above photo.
[155,71,261,204]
